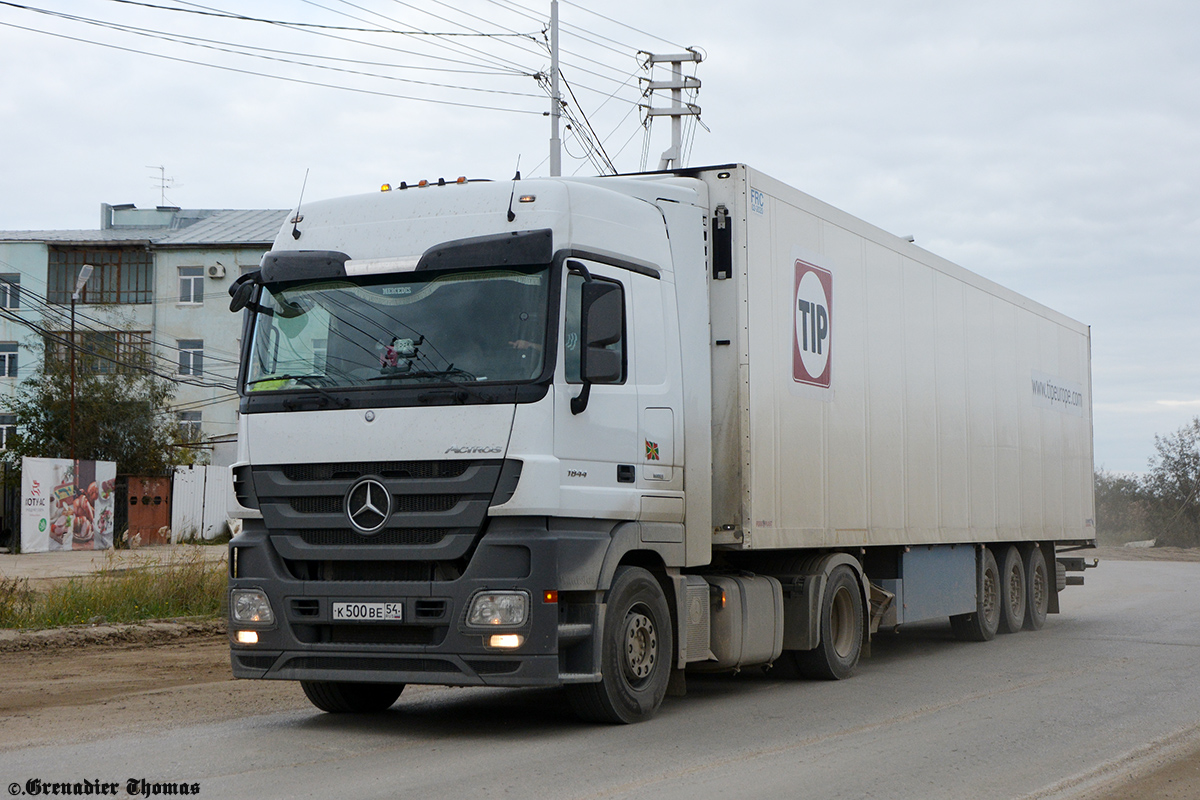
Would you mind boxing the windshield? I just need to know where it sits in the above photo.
[245,266,551,391]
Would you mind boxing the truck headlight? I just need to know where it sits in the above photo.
[466,591,529,628]
[231,589,275,625]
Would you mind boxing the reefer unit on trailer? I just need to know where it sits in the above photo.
[226,165,1095,724]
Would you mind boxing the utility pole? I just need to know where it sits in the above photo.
[645,50,703,170]
[69,264,93,463]
[549,0,562,176]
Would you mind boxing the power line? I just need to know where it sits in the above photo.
[3,4,545,99]
[558,0,686,50]
[99,0,531,36]
[0,20,546,115]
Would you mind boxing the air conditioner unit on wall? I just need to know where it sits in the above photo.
[206,264,226,279]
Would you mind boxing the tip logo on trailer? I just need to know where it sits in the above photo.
[793,259,832,388]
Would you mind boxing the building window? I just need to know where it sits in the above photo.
[178,340,204,376]
[0,343,17,378]
[45,331,151,373]
[0,415,15,449]
[47,246,153,304]
[177,411,202,442]
[179,267,204,304]
[0,275,19,309]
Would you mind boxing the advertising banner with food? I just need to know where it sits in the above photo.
[20,457,118,553]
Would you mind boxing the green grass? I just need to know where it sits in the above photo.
[0,549,228,629]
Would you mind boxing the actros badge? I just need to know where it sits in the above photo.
[793,259,832,388]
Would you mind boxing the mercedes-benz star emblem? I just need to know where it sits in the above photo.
[346,478,391,533]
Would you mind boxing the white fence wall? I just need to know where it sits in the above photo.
[171,465,231,541]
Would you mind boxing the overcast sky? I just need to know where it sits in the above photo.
[1,0,1197,473]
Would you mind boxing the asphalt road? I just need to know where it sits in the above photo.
[2,559,1198,800]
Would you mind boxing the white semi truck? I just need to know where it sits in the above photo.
[226,165,1096,723]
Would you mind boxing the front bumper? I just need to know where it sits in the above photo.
[228,518,609,687]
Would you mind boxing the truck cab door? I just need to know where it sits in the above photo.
[553,260,640,517]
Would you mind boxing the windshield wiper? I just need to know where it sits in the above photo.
[368,366,477,382]
[245,374,350,408]
[367,366,484,402]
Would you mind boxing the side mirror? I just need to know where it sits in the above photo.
[579,282,623,383]
[228,271,269,314]
[571,280,624,415]
[229,281,256,312]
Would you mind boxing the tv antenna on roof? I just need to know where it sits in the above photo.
[146,165,180,206]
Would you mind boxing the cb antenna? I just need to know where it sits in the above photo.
[291,168,309,240]
[507,156,521,223]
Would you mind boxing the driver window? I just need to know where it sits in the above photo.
[564,270,625,384]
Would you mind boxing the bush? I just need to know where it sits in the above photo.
[0,548,227,629]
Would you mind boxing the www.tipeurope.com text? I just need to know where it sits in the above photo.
[10,778,201,797]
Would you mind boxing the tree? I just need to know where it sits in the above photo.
[1094,468,1152,544]
[1,334,200,477]
[1141,417,1200,548]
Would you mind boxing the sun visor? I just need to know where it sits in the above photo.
[416,229,553,272]
[260,250,351,283]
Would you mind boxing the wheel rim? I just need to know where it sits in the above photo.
[621,605,658,686]
[1006,562,1024,618]
[982,565,1000,627]
[829,586,856,658]
[1031,563,1048,614]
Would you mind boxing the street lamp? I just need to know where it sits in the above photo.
[70,264,93,462]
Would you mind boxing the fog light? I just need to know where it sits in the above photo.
[235,630,259,645]
[466,591,529,627]
[489,634,524,649]
[231,589,274,624]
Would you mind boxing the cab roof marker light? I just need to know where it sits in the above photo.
[457,176,467,184]
[519,195,537,203]
[381,183,392,192]
[345,255,422,276]
[418,180,429,187]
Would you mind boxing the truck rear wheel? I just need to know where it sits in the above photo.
[1023,545,1050,631]
[950,547,1001,642]
[793,565,864,680]
[566,566,673,724]
[301,681,404,713]
[997,545,1027,634]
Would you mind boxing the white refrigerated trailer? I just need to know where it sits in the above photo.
[227,164,1095,723]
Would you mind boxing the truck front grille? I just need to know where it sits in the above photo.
[283,559,438,582]
[289,495,461,515]
[281,461,470,482]
[295,528,447,546]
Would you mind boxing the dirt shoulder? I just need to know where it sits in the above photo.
[0,621,309,753]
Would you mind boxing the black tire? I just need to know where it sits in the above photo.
[1023,545,1050,631]
[997,545,1027,635]
[301,681,404,713]
[566,566,673,724]
[950,547,1001,642]
[793,565,864,680]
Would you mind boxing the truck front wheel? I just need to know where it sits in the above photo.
[301,681,404,713]
[566,566,673,724]
[793,565,864,680]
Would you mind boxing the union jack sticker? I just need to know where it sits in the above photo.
[645,440,660,461]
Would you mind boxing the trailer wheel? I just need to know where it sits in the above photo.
[301,681,404,713]
[950,547,1001,642]
[566,566,673,724]
[997,545,1027,634]
[1023,546,1050,631]
[793,565,864,680]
